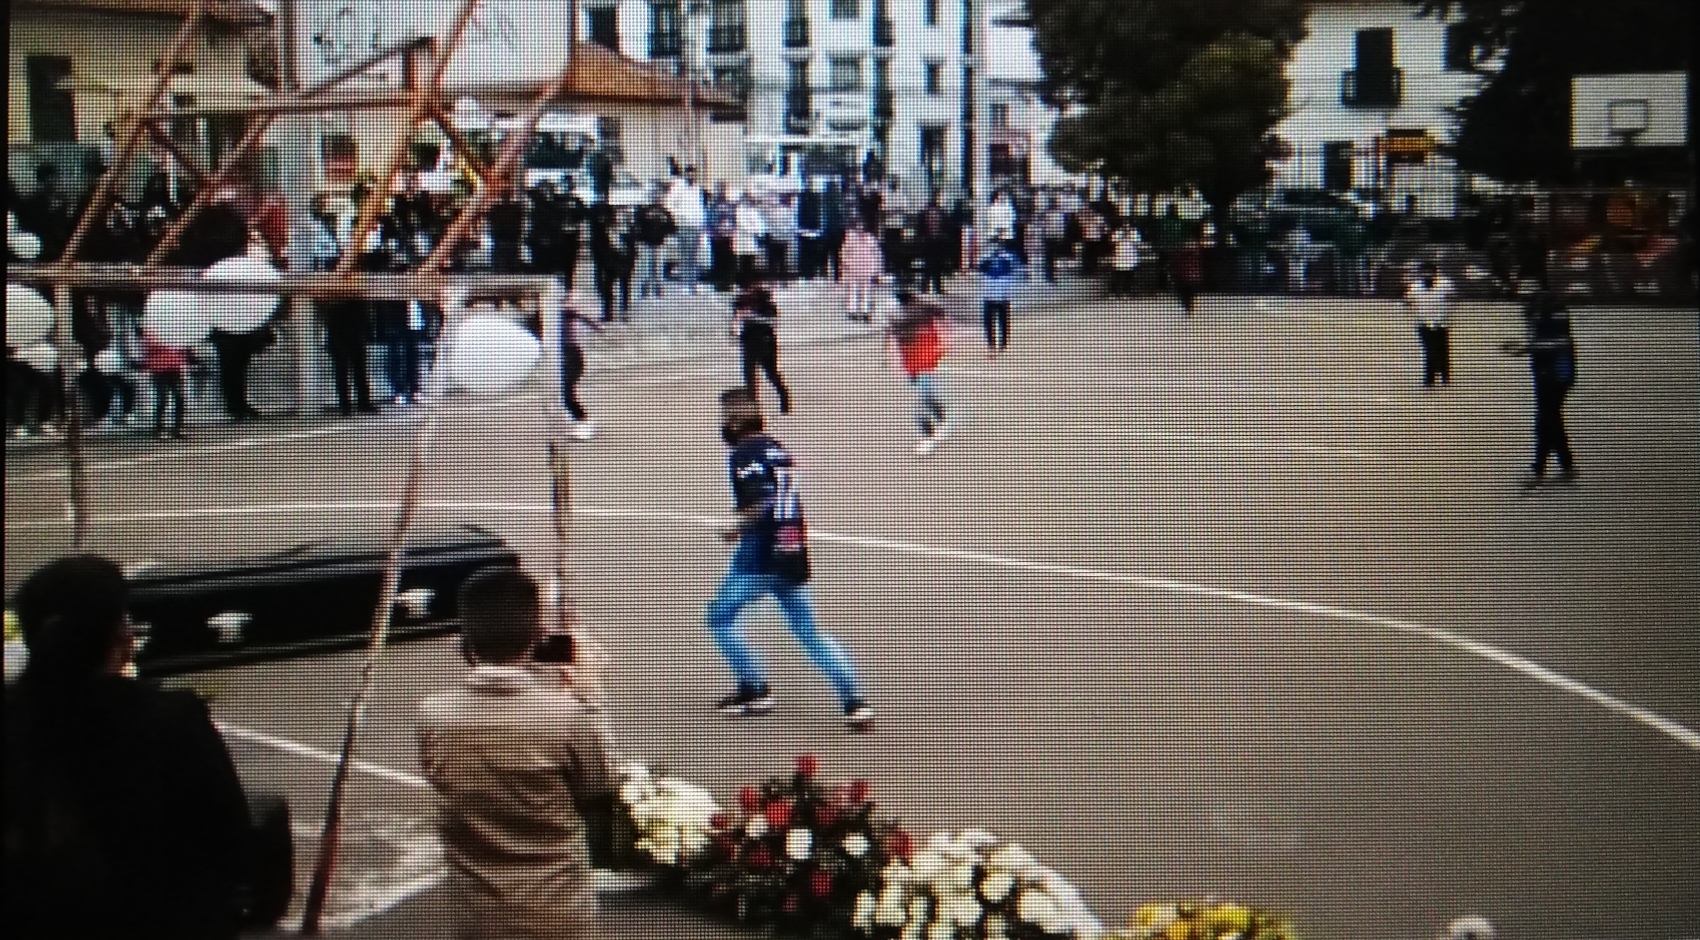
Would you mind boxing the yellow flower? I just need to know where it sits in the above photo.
[1207,904,1252,936]
[1135,903,1181,935]
[4,609,20,643]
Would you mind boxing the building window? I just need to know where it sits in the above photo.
[830,56,863,93]
[1345,27,1400,108]
[989,102,1011,128]
[924,0,940,26]
[586,5,620,52]
[924,62,943,95]
[712,63,751,102]
[649,1,683,58]
[708,0,747,53]
[919,124,947,188]
[26,56,77,143]
[831,0,860,20]
[1443,23,1476,71]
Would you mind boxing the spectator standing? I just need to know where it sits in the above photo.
[667,166,708,294]
[840,223,884,323]
[631,186,676,301]
[1173,232,1205,316]
[557,176,588,292]
[20,163,74,262]
[1501,293,1579,490]
[763,193,796,281]
[979,239,1022,356]
[528,181,567,285]
[1039,198,1071,283]
[919,192,951,294]
[308,197,376,416]
[419,566,615,940]
[796,180,826,280]
[6,556,263,940]
[141,332,191,440]
[733,279,791,414]
[707,388,873,729]
[707,183,738,292]
[588,202,632,323]
[823,182,849,281]
[487,182,526,273]
[733,193,768,285]
[1108,222,1145,298]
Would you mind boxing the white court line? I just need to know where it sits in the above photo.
[22,499,1700,752]
[1069,425,1386,461]
[217,721,428,789]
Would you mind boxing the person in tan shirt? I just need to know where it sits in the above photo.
[418,566,614,940]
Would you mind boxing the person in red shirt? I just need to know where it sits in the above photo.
[887,290,953,456]
[141,335,191,440]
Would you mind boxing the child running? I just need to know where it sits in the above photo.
[888,290,954,456]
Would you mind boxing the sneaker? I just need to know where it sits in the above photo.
[716,684,775,718]
[1519,471,1545,492]
[842,699,874,730]
[914,436,939,457]
[572,420,598,442]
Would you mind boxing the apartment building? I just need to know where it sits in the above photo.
[584,0,982,196]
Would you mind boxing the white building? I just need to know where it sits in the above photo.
[583,0,982,197]
[1275,0,1495,215]
[981,2,1075,191]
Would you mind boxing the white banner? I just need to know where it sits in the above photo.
[295,0,573,92]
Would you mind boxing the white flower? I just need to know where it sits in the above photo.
[842,832,871,857]
[959,828,998,849]
[980,870,1015,903]
[785,827,814,860]
[619,760,650,781]
[926,923,954,940]
[745,816,768,839]
[882,861,914,885]
[619,780,656,806]
[1017,888,1065,934]
[853,891,877,929]
[876,889,908,926]
[949,894,984,926]
[986,914,1009,939]
[910,849,947,882]
[987,844,1037,872]
[949,862,976,892]
[907,895,933,925]
[900,928,924,940]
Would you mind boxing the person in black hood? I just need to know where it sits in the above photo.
[1501,291,1579,490]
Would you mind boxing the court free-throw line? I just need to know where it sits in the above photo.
[29,499,1698,752]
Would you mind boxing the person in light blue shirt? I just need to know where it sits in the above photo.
[978,239,1023,356]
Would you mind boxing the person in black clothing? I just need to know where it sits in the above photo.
[487,182,527,273]
[918,192,950,294]
[21,163,75,262]
[5,555,262,940]
[631,193,677,300]
[1501,292,1579,490]
[527,181,565,279]
[733,278,791,414]
[588,202,632,323]
[557,303,604,441]
[558,176,588,291]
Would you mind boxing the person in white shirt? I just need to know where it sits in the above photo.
[1407,260,1455,387]
[665,167,708,294]
[733,193,768,286]
[1108,223,1146,298]
[984,190,1017,246]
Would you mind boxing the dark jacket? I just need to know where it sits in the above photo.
[5,674,253,940]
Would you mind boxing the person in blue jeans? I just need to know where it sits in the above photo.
[707,387,873,730]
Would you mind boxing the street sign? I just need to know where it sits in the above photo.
[294,0,574,92]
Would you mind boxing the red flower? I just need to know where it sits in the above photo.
[738,786,762,812]
[809,869,835,899]
[812,802,839,828]
[710,812,731,831]
[747,845,774,870]
[782,893,802,915]
[885,829,914,863]
[796,753,821,779]
[847,779,872,805]
[764,798,794,829]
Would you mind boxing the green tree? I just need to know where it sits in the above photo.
[1029,0,1310,230]
[1412,1,1693,183]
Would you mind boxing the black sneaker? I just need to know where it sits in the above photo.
[842,698,874,730]
[716,685,775,718]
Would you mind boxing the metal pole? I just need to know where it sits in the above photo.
[278,0,323,417]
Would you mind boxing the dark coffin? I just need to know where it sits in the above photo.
[127,525,518,677]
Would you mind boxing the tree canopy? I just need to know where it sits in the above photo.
[1029,0,1310,218]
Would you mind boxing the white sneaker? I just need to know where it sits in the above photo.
[914,435,939,457]
[572,420,598,442]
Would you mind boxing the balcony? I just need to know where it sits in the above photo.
[785,91,813,133]
[648,30,683,59]
[873,16,895,47]
[1341,68,1402,109]
[783,17,810,48]
[707,25,747,55]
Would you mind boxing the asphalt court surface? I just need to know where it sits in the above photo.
[5,296,1698,939]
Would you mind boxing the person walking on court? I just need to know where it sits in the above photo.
[1501,292,1579,490]
[707,387,873,730]
[1408,260,1455,387]
[978,238,1022,356]
[888,290,953,456]
[558,303,603,442]
[732,278,792,414]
